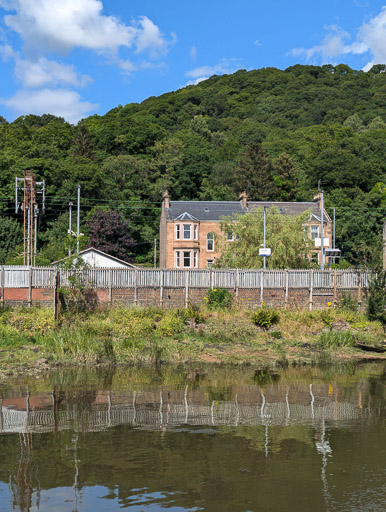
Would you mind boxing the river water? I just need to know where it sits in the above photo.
[0,362,385,512]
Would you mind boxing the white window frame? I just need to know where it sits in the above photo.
[183,251,191,268]
[310,251,319,264]
[207,232,214,251]
[194,251,198,268]
[175,250,181,268]
[183,224,191,240]
[175,224,181,240]
[311,225,319,240]
[194,224,198,240]
[207,259,214,268]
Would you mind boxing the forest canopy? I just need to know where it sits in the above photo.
[0,64,385,266]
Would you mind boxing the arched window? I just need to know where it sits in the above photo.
[207,232,214,251]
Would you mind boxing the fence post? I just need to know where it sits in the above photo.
[0,266,4,307]
[333,270,337,306]
[185,270,189,308]
[160,269,164,307]
[28,266,33,307]
[309,269,313,311]
[54,271,60,320]
[210,268,213,289]
[357,271,362,309]
[284,269,289,309]
[235,269,239,299]
[260,270,264,304]
[134,270,138,305]
[108,269,112,304]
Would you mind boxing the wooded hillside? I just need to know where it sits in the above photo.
[0,64,385,265]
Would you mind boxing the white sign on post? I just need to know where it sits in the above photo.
[259,248,271,256]
[314,238,330,248]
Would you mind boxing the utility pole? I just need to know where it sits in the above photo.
[15,170,45,266]
[318,180,325,270]
[332,207,336,266]
[76,185,81,256]
[154,238,157,268]
[68,201,73,257]
[263,206,267,270]
[34,208,39,266]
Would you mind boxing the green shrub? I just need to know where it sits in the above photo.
[252,308,280,330]
[204,288,233,309]
[157,312,186,336]
[319,330,355,349]
[339,292,359,312]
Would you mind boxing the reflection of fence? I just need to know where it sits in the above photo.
[0,392,365,434]
[0,266,368,290]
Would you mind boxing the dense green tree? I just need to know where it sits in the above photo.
[217,207,311,268]
[0,217,23,264]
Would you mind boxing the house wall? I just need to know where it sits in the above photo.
[163,218,333,269]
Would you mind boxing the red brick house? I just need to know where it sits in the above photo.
[159,191,332,269]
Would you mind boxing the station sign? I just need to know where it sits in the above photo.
[259,248,271,256]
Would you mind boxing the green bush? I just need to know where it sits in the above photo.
[252,308,280,330]
[157,312,186,336]
[204,288,233,309]
[339,292,359,312]
[319,330,356,349]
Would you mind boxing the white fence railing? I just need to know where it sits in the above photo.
[0,266,369,290]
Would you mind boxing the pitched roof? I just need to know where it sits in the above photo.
[51,247,138,267]
[166,200,331,222]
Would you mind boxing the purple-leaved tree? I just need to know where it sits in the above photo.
[87,209,136,263]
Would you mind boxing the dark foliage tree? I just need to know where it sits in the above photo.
[236,143,275,200]
[0,217,23,264]
[272,153,299,201]
[87,209,136,262]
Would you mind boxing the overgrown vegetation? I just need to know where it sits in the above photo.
[0,303,384,374]
[0,65,385,266]
[204,288,233,309]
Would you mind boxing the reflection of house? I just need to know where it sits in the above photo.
[159,191,332,269]
[52,247,138,268]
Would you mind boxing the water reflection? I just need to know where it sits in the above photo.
[0,363,385,512]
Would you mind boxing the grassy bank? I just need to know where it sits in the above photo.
[0,303,385,377]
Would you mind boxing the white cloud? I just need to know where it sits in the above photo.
[185,58,242,85]
[0,46,91,87]
[190,45,197,60]
[0,1,174,56]
[254,40,262,47]
[0,88,98,124]
[289,8,386,70]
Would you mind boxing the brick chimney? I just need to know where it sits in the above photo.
[239,191,248,208]
[162,190,170,209]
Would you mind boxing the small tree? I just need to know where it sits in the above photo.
[217,206,312,268]
[87,209,136,262]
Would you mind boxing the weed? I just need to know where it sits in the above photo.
[319,330,355,349]
[204,288,233,309]
[252,308,280,330]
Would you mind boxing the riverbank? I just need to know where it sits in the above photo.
[0,305,385,378]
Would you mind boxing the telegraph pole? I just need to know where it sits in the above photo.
[263,206,267,270]
[68,201,73,257]
[154,238,157,268]
[319,181,325,270]
[15,171,45,266]
[76,185,81,256]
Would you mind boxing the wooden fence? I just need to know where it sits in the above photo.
[0,266,368,290]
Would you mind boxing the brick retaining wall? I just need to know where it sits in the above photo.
[0,286,365,310]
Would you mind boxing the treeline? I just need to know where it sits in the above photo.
[0,63,385,265]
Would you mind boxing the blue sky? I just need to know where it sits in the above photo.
[1,0,386,124]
